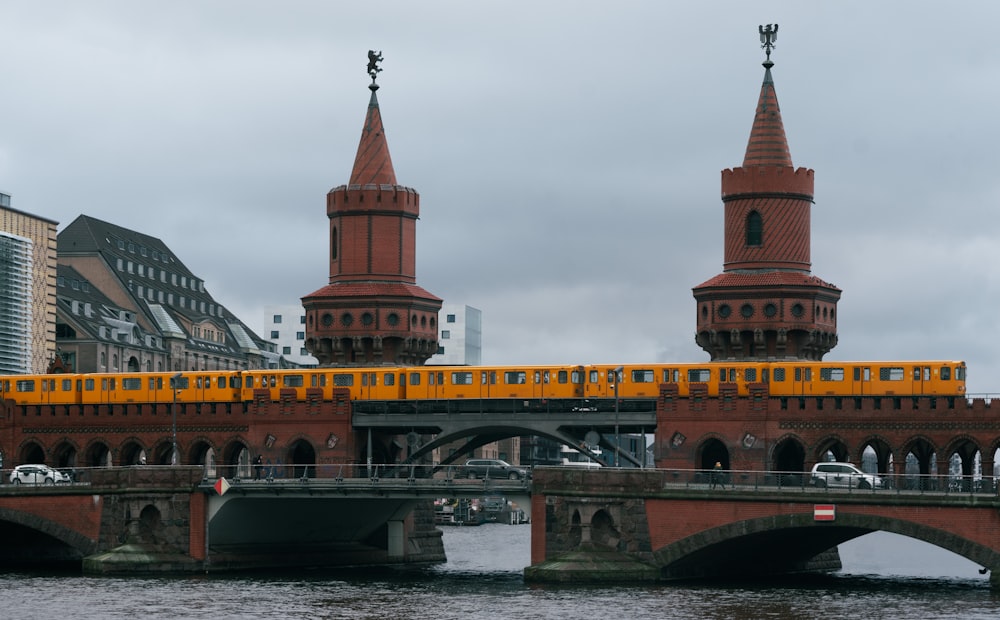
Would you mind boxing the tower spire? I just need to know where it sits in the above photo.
[743,24,792,167]
[349,50,397,186]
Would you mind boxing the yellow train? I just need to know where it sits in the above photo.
[0,360,967,410]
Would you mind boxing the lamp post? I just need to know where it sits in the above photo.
[613,366,623,467]
[171,372,183,465]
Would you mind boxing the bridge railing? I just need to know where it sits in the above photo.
[664,467,997,496]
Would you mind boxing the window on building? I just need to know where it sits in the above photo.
[296,331,304,340]
[270,330,279,339]
[746,211,763,246]
[273,315,282,323]
[441,330,450,339]
[446,314,456,323]
[282,346,291,355]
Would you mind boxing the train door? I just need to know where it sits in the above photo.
[479,369,497,399]
[531,368,552,400]
[851,366,871,396]
[791,366,812,396]
[912,365,931,395]
[358,371,378,400]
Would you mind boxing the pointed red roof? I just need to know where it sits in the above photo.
[349,85,397,185]
[742,61,793,167]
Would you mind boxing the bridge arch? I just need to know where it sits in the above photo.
[858,435,893,474]
[696,436,730,471]
[119,438,146,466]
[769,434,806,473]
[15,439,46,465]
[813,435,850,463]
[221,438,251,478]
[82,440,112,468]
[52,439,80,469]
[287,437,317,478]
[0,506,98,563]
[652,511,1000,581]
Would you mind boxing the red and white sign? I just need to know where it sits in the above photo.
[814,504,836,521]
[214,477,231,496]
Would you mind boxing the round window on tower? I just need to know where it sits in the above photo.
[321,313,333,326]
[764,303,777,317]
[387,313,400,326]
[361,312,374,326]
[341,313,354,326]
[718,304,731,319]
[741,304,754,318]
[791,303,804,318]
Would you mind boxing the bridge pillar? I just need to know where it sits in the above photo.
[387,520,405,557]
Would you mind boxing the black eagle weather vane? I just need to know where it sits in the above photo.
[759,24,778,61]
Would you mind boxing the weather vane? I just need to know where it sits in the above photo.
[758,24,778,61]
[367,50,383,83]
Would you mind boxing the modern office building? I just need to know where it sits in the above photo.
[0,194,58,374]
[427,304,482,366]
[264,306,319,367]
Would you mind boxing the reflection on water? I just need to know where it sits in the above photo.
[3,526,1000,620]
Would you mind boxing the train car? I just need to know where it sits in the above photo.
[0,373,83,406]
[767,360,966,397]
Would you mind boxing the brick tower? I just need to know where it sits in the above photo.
[692,27,841,361]
[303,53,441,366]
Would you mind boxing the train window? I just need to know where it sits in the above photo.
[384,373,395,386]
[543,371,550,383]
[534,371,541,383]
[269,376,276,388]
[729,368,737,382]
[15,380,35,392]
[452,372,473,385]
[283,375,304,388]
[196,377,204,389]
[688,369,711,383]
[489,371,497,385]
[631,370,654,383]
[428,373,435,386]
[957,366,966,380]
[820,368,844,382]
[369,373,378,387]
[760,368,768,383]
[409,372,421,386]
[570,370,583,384]
[941,366,951,381]
[85,378,95,391]
[773,367,785,381]
[229,376,242,389]
[217,377,225,389]
[924,367,931,381]
[746,368,757,382]
[61,379,72,391]
[879,367,905,381]
[122,378,142,390]
[794,368,801,381]
[912,368,921,381]
[504,371,527,385]
[558,370,568,384]
[663,369,678,383]
[333,374,354,387]
[805,368,812,381]
[589,370,599,383]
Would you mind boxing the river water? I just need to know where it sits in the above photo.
[3,526,999,619]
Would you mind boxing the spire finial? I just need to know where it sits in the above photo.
[367,50,383,91]
[758,24,778,66]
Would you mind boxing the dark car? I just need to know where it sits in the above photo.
[463,458,530,480]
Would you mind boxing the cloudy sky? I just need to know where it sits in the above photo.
[2,2,999,392]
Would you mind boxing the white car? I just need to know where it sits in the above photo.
[9,464,72,485]
[810,462,883,490]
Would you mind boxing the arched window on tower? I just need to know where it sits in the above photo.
[746,211,763,247]
[331,227,339,260]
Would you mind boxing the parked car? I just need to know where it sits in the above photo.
[463,458,530,480]
[810,462,883,490]
[9,464,72,485]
